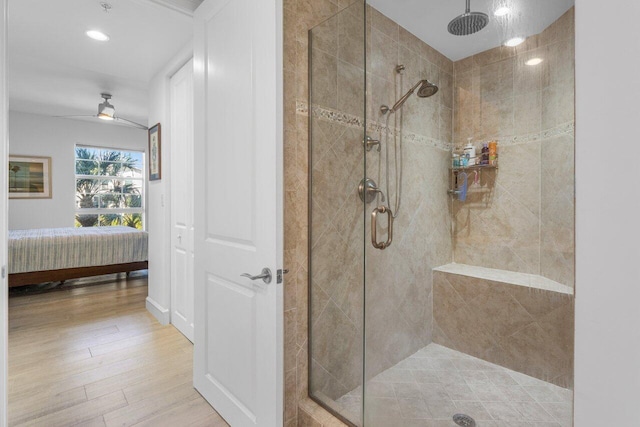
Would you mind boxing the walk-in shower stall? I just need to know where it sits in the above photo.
[308,1,575,425]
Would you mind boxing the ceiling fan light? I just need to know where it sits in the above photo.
[98,100,115,120]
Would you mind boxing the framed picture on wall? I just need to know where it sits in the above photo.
[148,123,161,181]
[8,155,52,199]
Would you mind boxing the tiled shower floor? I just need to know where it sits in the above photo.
[334,344,572,427]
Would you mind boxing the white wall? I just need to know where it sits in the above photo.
[574,1,640,425]
[145,41,192,325]
[8,111,146,230]
[0,0,7,425]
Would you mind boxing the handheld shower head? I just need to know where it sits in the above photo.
[387,79,439,113]
[417,80,439,98]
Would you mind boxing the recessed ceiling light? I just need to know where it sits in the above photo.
[86,30,110,42]
[494,7,510,17]
[526,58,543,66]
[505,37,524,47]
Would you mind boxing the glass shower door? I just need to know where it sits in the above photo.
[362,3,455,425]
[308,1,367,425]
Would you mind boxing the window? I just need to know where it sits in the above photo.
[75,146,145,229]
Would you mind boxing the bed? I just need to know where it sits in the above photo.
[8,226,148,287]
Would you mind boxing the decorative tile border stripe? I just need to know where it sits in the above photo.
[295,101,308,116]
[298,101,452,152]
[297,101,365,128]
[297,101,575,152]
[483,122,575,148]
[543,121,575,139]
[368,121,451,151]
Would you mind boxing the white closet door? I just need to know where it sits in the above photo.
[170,59,195,343]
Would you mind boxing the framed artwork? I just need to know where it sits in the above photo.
[148,123,161,181]
[8,155,52,199]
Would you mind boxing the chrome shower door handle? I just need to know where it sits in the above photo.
[371,205,393,250]
[241,267,272,284]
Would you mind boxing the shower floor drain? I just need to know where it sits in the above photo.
[453,413,476,427]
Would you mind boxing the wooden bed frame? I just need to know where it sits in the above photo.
[8,261,148,287]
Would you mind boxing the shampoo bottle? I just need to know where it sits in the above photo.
[481,143,489,165]
[463,138,476,166]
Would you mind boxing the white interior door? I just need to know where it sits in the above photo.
[193,0,283,425]
[170,59,195,343]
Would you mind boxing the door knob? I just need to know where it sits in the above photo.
[241,268,272,284]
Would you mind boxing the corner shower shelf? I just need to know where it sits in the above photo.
[448,163,498,197]
[449,163,498,172]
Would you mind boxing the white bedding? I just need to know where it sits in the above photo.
[8,226,148,274]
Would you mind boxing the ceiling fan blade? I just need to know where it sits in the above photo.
[115,116,148,130]
[52,94,148,130]
[52,114,147,131]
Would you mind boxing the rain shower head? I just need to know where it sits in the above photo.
[448,0,488,36]
[387,79,439,113]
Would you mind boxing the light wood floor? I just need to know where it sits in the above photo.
[8,275,229,427]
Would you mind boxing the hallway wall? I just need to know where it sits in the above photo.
[8,111,146,230]
[573,0,640,425]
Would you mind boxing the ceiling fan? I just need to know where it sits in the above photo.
[57,93,148,130]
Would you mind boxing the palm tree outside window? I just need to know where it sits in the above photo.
[75,146,145,229]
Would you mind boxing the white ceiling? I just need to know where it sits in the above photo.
[8,0,199,128]
[9,0,573,127]
[369,0,574,61]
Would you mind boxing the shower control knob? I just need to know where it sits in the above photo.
[358,178,385,204]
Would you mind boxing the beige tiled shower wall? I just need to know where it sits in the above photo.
[452,8,575,288]
[308,1,366,405]
[363,5,453,386]
[433,270,574,388]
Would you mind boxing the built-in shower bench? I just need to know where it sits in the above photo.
[434,263,573,295]
[432,263,574,389]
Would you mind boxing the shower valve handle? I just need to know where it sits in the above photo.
[363,136,381,152]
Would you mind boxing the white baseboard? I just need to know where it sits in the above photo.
[146,296,170,325]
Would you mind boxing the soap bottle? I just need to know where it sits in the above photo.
[463,138,476,166]
[481,143,489,165]
[488,140,498,166]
